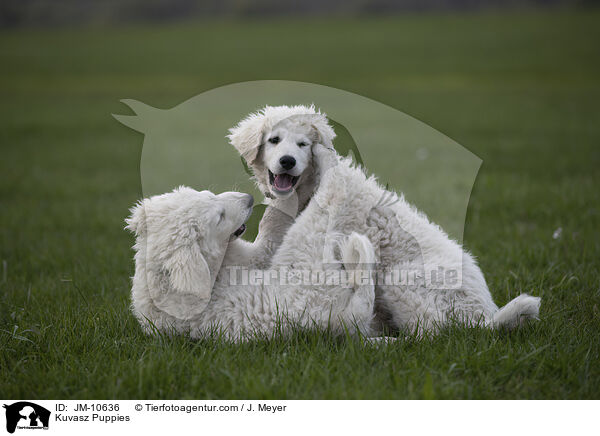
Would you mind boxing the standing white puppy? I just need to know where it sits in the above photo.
[228,105,541,334]
[227,105,336,267]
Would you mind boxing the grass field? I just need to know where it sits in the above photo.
[1,10,599,399]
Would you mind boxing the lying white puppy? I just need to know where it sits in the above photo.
[126,186,376,340]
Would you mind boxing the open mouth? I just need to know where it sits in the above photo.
[231,202,253,239]
[232,223,246,238]
[269,170,300,194]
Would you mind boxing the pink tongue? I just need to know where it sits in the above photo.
[274,174,293,190]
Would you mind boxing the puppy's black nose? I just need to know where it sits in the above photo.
[279,155,296,170]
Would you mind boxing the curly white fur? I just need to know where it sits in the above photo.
[292,148,541,333]
[228,105,541,334]
[126,187,376,341]
[226,105,336,268]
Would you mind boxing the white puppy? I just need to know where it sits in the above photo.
[227,106,335,266]
[229,105,540,334]
[289,150,541,333]
[126,188,253,326]
[126,186,376,341]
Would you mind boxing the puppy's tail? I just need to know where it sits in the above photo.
[338,233,376,330]
[491,294,541,329]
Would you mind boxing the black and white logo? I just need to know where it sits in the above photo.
[3,402,50,434]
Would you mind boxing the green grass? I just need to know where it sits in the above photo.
[1,10,599,399]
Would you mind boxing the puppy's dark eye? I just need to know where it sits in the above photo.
[268,136,280,144]
[297,141,308,147]
[217,210,225,224]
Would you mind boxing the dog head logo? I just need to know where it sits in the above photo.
[114,80,481,286]
[3,402,50,433]
[113,80,480,244]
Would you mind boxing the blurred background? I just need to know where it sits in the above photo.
[0,0,596,27]
[1,0,599,398]
[2,0,597,240]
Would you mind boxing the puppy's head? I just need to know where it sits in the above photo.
[126,186,254,319]
[228,105,336,199]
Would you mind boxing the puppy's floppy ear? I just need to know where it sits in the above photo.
[151,242,212,320]
[309,112,336,149]
[227,110,268,165]
[125,200,147,236]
